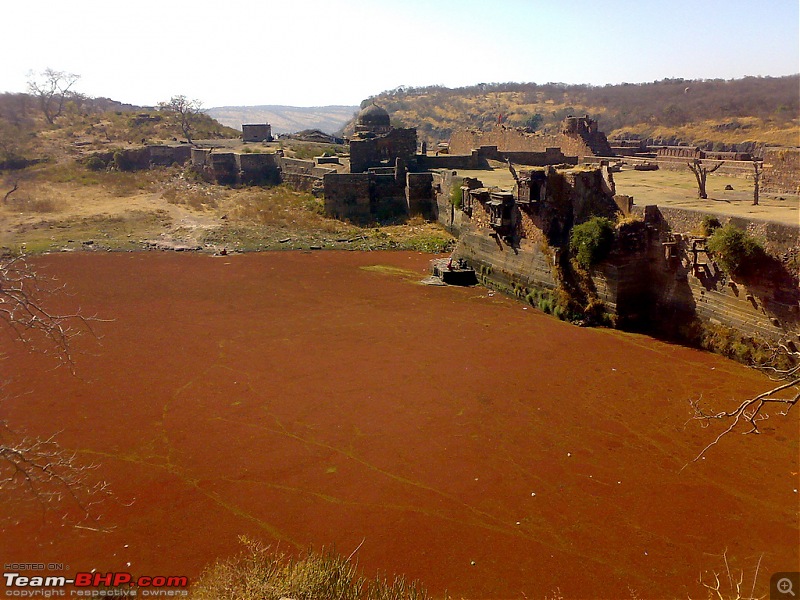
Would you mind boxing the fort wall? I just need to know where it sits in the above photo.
[450,126,596,161]
[762,147,800,194]
[443,166,799,346]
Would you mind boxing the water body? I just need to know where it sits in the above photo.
[2,251,797,598]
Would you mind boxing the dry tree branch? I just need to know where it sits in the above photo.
[686,337,799,465]
[0,254,106,370]
[1,253,115,523]
[3,180,18,204]
[695,549,765,600]
[0,425,113,527]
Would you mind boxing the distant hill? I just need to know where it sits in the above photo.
[205,105,359,135]
[356,75,799,149]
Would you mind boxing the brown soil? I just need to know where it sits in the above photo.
[2,251,797,599]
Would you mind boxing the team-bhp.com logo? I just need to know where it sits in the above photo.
[3,569,189,597]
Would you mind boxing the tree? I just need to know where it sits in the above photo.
[159,95,203,144]
[687,158,724,199]
[1,254,111,523]
[26,68,80,125]
[751,160,762,206]
[522,113,544,131]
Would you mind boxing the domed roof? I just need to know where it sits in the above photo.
[356,103,390,132]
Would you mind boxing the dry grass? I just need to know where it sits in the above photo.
[5,195,63,213]
[192,537,433,600]
[162,185,222,211]
[230,185,343,233]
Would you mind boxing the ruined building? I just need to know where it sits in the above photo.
[323,104,429,222]
[348,104,418,173]
[242,123,273,143]
[449,115,613,162]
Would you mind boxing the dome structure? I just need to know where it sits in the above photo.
[355,103,391,134]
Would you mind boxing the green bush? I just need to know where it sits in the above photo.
[84,156,107,171]
[569,217,615,269]
[449,178,463,209]
[699,215,722,237]
[706,224,764,276]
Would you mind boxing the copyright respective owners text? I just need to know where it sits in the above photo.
[3,563,189,597]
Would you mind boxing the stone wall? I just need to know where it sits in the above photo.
[418,153,482,170]
[349,128,418,173]
[88,145,191,170]
[191,149,281,185]
[445,164,799,346]
[323,173,371,222]
[626,155,756,177]
[762,147,800,194]
[237,152,280,185]
[323,172,406,223]
[638,205,799,343]
[630,204,800,260]
[450,126,595,161]
[449,121,613,162]
[406,173,434,217]
[242,124,272,142]
[148,145,192,166]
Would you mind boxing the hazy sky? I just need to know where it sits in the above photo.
[2,0,798,108]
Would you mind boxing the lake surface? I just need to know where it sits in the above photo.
[2,251,797,598]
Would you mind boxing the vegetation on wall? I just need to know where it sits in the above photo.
[569,216,615,269]
[706,223,765,277]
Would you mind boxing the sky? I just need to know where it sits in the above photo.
[1,0,798,109]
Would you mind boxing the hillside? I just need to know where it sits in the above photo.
[206,105,359,135]
[357,76,799,149]
[0,92,240,167]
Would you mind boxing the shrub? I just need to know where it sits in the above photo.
[84,156,107,171]
[449,178,463,209]
[699,215,722,237]
[569,217,615,269]
[706,224,764,276]
[192,538,431,600]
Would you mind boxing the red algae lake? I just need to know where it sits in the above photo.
[1,251,797,598]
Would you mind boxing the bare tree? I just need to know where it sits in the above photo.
[751,160,762,206]
[1,254,113,524]
[26,68,81,125]
[686,338,799,463]
[2,180,19,204]
[159,95,203,144]
[687,158,725,199]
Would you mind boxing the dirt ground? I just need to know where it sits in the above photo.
[2,161,796,259]
[2,252,797,599]
[614,168,799,225]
